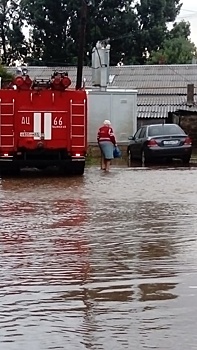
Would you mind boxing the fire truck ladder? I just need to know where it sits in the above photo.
[0,99,15,148]
[70,99,86,148]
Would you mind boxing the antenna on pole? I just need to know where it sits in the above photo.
[76,0,88,90]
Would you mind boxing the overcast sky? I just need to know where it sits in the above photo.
[177,0,197,45]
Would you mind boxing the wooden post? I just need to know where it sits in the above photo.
[76,0,88,90]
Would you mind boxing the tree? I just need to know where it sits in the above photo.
[0,64,13,84]
[82,0,138,65]
[148,21,197,64]
[0,0,26,65]
[70,0,183,65]
[170,20,191,39]
[135,0,182,63]
[20,0,81,65]
[19,0,138,66]
[149,37,197,64]
[18,0,187,66]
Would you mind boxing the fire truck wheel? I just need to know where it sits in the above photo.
[12,167,20,176]
[72,162,85,176]
[60,162,85,176]
[0,167,20,176]
[0,169,9,176]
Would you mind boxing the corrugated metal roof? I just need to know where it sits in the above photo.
[136,88,189,95]
[137,94,197,118]
[7,66,92,89]
[137,105,197,119]
[6,64,197,119]
[137,96,197,118]
[109,64,197,93]
[138,95,197,106]
[138,105,174,118]
[6,64,197,93]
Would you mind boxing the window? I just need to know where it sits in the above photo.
[134,128,142,139]
[148,124,185,137]
[139,127,146,139]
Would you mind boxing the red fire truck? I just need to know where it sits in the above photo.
[0,70,87,175]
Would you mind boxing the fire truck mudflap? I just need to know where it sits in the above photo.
[0,72,87,176]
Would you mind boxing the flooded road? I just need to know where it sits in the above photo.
[1,165,197,349]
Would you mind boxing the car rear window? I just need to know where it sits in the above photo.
[148,125,185,137]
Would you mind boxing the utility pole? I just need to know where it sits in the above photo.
[76,0,88,90]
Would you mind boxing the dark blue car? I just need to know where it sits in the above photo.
[127,124,192,165]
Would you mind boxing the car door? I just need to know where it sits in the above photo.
[135,127,147,158]
[130,128,142,159]
[137,126,146,159]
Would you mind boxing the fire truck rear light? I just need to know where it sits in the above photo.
[1,153,13,158]
[75,153,81,157]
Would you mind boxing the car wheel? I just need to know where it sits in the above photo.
[166,157,173,163]
[141,150,146,166]
[141,150,150,166]
[182,155,191,164]
[127,149,132,167]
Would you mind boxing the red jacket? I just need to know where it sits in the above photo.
[97,125,116,145]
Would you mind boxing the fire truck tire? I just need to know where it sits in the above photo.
[0,166,20,176]
[60,161,85,176]
[72,162,85,176]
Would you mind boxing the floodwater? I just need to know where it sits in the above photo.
[1,164,197,350]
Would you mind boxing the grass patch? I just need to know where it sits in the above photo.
[85,154,100,166]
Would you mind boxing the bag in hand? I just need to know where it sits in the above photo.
[113,146,121,158]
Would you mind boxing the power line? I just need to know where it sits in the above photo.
[177,13,197,19]
[178,8,197,19]
[181,9,197,13]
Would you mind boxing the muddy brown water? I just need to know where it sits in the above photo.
[1,165,197,350]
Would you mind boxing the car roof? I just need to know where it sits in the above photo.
[146,124,179,127]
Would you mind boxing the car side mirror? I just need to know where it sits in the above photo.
[128,136,134,140]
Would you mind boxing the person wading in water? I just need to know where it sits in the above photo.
[97,120,117,172]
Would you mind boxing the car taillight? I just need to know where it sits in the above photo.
[184,137,192,145]
[147,139,158,147]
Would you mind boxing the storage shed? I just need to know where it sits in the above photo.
[87,88,137,145]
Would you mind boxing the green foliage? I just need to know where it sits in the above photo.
[0,0,26,65]
[83,0,138,65]
[149,37,197,64]
[0,65,13,83]
[0,0,196,66]
[20,0,79,65]
[170,21,191,39]
[149,21,197,64]
[19,0,183,66]
[135,0,182,63]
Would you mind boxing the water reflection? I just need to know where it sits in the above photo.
[138,282,177,302]
[1,166,197,349]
